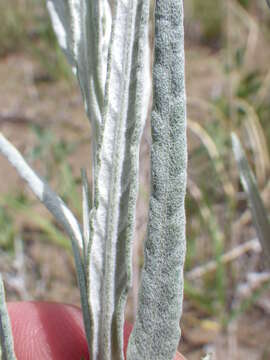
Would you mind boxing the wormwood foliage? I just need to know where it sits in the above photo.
[46,0,111,181]
[0,0,187,359]
[0,133,91,350]
[0,276,16,360]
[128,0,187,359]
[88,1,150,359]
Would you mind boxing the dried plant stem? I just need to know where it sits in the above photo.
[187,238,261,280]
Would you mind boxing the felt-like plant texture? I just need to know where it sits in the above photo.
[127,0,187,358]
[0,0,187,359]
[5,302,185,360]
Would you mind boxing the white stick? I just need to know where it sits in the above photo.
[0,133,83,249]
[187,238,261,280]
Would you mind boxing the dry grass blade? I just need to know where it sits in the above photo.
[228,0,259,59]
[237,272,270,298]
[256,69,270,105]
[235,99,270,186]
[187,98,227,125]
[188,119,235,198]
[187,238,261,280]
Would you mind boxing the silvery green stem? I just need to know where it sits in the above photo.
[0,133,91,350]
[88,0,150,358]
[81,168,91,265]
[112,0,150,358]
[46,0,111,195]
[0,275,17,360]
[127,0,187,359]
[46,0,105,124]
[0,133,83,250]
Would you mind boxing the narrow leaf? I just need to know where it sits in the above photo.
[81,168,91,265]
[71,241,92,352]
[88,0,150,359]
[113,1,150,358]
[0,133,83,250]
[0,275,16,360]
[232,133,270,261]
[46,0,111,187]
[127,0,187,359]
[46,0,109,119]
[0,133,91,351]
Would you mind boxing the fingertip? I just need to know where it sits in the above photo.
[7,302,187,360]
[175,351,187,360]
[7,302,89,360]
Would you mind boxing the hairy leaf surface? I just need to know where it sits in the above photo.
[0,276,16,360]
[81,168,91,265]
[88,0,150,359]
[46,0,111,184]
[127,1,187,359]
[0,133,91,350]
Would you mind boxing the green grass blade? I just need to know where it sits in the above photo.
[232,133,270,262]
[0,275,16,360]
[127,1,187,359]
[0,195,71,250]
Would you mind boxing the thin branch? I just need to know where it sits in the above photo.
[187,238,261,280]
[237,272,270,298]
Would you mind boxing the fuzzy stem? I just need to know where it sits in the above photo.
[127,1,187,359]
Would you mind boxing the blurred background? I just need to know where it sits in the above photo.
[0,1,270,359]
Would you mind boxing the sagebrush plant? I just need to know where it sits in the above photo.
[0,0,187,359]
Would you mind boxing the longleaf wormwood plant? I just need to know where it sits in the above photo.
[0,0,187,359]
[127,1,187,358]
[0,276,16,360]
